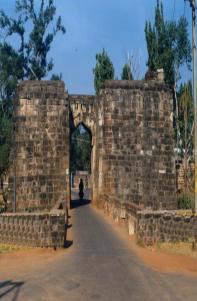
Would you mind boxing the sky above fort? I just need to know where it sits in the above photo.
[0,0,193,94]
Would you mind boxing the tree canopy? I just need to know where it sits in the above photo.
[93,48,114,95]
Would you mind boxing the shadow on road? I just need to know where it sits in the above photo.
[0,280,24,301]
[70,199,91,209]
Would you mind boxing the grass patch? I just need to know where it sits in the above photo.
[156,241,197,259]
[0,244,22,254]
[177,193,194,210]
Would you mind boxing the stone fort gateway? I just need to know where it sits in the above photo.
[8,76,176,211]
[1,74,196,248]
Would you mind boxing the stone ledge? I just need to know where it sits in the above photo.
[69,94,95,103]
[18,80,65,89]
[137,209,196,217]
[102,80,171,92]
[0,210,65,217]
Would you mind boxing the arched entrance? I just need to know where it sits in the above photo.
[70,122,93,206]
[69,94,96,208]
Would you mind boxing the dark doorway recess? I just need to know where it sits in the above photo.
[70,123,92,207]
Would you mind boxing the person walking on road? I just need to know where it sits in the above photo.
[79,178,84,200]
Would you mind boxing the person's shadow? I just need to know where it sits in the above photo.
[70,199,91,209]
[0,280,24,301]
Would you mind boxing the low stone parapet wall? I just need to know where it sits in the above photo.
[103,200,197,247]
[137,210,197,246]
[103,200,143,235]
[0,210,66,248]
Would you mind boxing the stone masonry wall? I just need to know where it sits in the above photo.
[103,199,143,236]
[69,94,96,133]
[137,210,197,246]
[0,210,65,248]
[96,80,176,211]
[8,81,70,211]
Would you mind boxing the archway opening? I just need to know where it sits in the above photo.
[70,123,92,207]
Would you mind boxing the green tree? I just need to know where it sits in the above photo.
[0,113,12,177]
[178,81,194,157]
[121,63,133,80]
[0,43,23,181]
[93,49,114,95]
[177,82,194,196]
[145,0,191,87]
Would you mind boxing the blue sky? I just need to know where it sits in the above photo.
[0,0,193,94]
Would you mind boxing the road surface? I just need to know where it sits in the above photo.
[0,199,197,301]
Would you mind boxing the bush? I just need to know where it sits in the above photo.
[177,194,193,209]
[0,206,6,214]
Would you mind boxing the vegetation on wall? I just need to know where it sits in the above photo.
[121,63,133,80]
[177,193,193,210]
[50,73,63,80]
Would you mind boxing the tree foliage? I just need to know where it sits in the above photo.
[50,73,62,80]
[0,0,65,80]
[177,81,194,156]
[0,113,12,177]
[0,43,24,106]
[175,82,194,196]
[0,42,21,178]
[145,0,191,87]
[93,49,114,95]
[121,63,133,80]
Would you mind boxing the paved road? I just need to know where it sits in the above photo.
[1,200,197,301]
